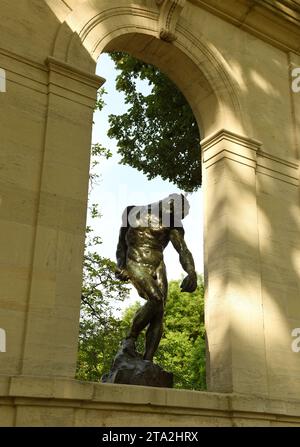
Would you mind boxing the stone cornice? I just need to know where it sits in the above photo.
[46,57,105,90]
[201,129,261,153]
[46,57,105,107]
[201,129,299,185]
[201,129,260,170]
[262,0,300,26]
[256,149,299,185]
[189,0,300,54]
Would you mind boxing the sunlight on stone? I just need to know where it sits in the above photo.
[250,70,280,97]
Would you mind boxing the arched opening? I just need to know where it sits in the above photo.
[102,32,218,139]
[78,48,205,389]
[71,18,244,390]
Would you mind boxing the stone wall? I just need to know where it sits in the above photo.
[0,0,300,425]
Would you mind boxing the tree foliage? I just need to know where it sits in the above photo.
[77,201,131,381]
[107,52,201,192]
[157,276,206,390]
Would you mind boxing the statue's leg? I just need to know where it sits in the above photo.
[144,261,168,361]
[128,300,158,339]
[123,300,158,357]
[125,262,164,354]
[143,303,164,361]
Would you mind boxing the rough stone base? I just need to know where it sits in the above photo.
[102,342,173,388]
[1,375,300,426]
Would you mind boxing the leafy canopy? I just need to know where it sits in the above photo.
[107,52,201,192]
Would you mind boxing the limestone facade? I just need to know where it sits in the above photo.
[0,0,300,425]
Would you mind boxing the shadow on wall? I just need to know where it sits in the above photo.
[2,0,298,397]
[42,0,300,398]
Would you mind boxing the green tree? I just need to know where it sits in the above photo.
[157,276,206,390]
[107,52,201,192]
[120,275,206,390]
[76,90,130,382]
[77,228,130,380]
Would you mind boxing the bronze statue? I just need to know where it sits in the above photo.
[115,193,197,362]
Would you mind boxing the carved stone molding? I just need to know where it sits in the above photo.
[156,0,186,42]
[46,56,105,107]
[201,129,260,170]
[189,0,300,54]
[201,129,299,186]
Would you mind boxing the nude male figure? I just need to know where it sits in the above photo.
[115,193,197,362]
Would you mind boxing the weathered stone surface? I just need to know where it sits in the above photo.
[2,376,300,426]
[1,0,300,405]
[102,342,173,388]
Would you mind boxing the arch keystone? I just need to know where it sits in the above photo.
[156,0,186,42]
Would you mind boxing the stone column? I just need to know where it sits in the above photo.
[18,58,104,377]
[202,129,269,396]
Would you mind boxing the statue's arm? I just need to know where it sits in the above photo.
[115,207,132,281]
[170,228,197,292]
[170,228,195,273]
[116,227,128,270]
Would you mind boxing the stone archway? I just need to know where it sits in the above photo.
[1,0,300,426]
[51,0,248,138]
[20,0,253,388]
[42,1,260,395]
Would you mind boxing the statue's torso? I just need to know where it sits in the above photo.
[125,212,170,268]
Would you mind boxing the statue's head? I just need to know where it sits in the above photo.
[161,193,190,222]
[123,193,190,229]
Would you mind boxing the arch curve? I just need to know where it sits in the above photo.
[50,0,249,138]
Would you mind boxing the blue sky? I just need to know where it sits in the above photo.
[89,53,204,306]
